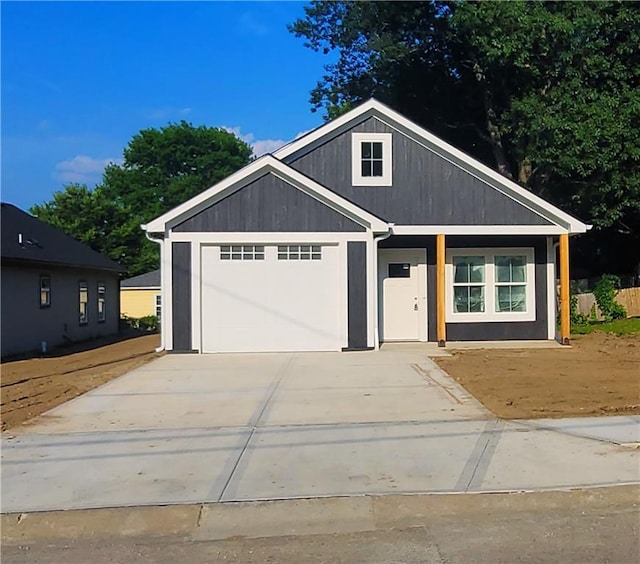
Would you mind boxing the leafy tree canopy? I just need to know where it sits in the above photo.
[31,123,252,276]
[291,0,640,274]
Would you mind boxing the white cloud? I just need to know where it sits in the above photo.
[54,155,122,184]
[222,126,312,157]
[178,107,192,116]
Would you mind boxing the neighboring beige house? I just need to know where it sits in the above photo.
[120,269,161,319]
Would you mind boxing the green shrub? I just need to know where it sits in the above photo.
[138,315,159,332]
[120,315,159,333]
[593,275,627,321]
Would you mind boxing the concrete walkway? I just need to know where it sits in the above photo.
[2,350,638,514]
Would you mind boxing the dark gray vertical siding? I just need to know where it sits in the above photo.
[379,235,549,341]
[288,118,551,226]
[347,242,368,349]
[171,242,192,351]
[174,173,364,232]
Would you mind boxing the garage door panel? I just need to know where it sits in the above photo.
[201,245,342,352]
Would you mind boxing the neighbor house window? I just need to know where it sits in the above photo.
[447,248,535,322]
[351,133,392,186]
[155,294,162,321]
[40,275,51,308]
[97,282,106,322]
[277,245,322,260]
[79,281,88,325]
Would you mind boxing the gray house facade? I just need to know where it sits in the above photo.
[144,100,589,353]
[1,204,122,357]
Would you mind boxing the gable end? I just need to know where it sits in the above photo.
[173,172,365,233]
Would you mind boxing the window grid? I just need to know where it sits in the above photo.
[360,141,384,177]
[97,282,106,322]
[452,256,486,313]
[155,294,162,321]
[40,275,51,308]
[278,245,322,261]
[79,281,88,325]
[220,245,264,260]
[494,256,527,313]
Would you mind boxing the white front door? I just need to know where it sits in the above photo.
[379,249,427,341]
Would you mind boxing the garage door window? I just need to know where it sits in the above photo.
[277,245,322,260]
[220,245,264,260]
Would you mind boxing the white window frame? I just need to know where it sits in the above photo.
[79,281,89,325]
[155,293,162,321]
[446,247,536,323]
[97,282,106,323]
[351,132,392,186]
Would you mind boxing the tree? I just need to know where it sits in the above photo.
[290,1,640,275]
[30,184,144,272]
[101,121,253,221]
[31,123,253,276]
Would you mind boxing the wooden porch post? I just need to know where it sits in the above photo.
[437,233,446,347]
[559,233,570,345]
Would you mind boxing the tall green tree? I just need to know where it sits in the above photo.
[31,123,253,276]
[291,0,640,275]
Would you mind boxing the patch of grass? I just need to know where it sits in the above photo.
[572,317,640,336]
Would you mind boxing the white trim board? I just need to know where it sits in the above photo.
[392,225,569,236]
[274,99,590,234]
[143,156,389,234]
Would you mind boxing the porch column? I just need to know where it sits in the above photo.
[437,233,446,347]
[559,233,570,345]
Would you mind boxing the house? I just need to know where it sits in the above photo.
[120,269,161,320]
[1,203,123,357]
[143,99,589,354]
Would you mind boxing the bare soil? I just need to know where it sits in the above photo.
[1,333,161,431]
[435,332,640,419]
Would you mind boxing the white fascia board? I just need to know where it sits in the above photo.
[143,155,389,234]
[392,225,568,236]
[121,286,161,290]
[274,98,590,235]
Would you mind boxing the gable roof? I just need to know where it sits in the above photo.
[274,99,590,234]
[143,155,389,233]
[1,203,123,272]
[121,269,160,288]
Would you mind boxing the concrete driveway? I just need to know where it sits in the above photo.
[2,348,638,513]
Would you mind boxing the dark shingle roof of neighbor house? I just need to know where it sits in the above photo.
[121,269,161,288]
[1,203,123,272]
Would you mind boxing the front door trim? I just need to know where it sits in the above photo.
[378,248,428,342]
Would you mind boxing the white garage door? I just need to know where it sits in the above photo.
[200,244,342,353]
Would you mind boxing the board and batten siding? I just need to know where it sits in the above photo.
[287,117,552,227]
[346,241,368,349]
[379,235,548,341]
[174,173,365,233]
[171,242,192,351]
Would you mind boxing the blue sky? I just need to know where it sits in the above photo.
[1,1,334,210]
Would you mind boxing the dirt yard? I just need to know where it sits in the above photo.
[436,332,639,419]
[1,333,161,431]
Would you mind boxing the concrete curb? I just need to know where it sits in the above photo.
[3,484,638,544]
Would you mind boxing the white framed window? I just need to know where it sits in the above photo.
[277,245,322,260]
[79,281,88,325]
[155,294,162,320]
[446,248,535,322]
[97,282,106,323]
[352,132,392,186]
[220,245,264,260]
[40,274,51,308]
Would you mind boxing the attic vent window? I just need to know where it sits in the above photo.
[352,132,392,186]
